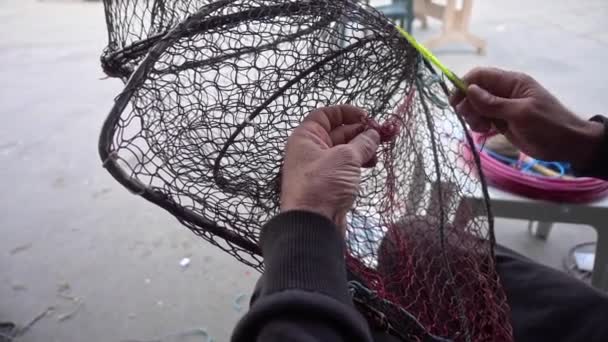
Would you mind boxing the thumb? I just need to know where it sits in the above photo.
[467,84,523,120]
[348,129,381,165]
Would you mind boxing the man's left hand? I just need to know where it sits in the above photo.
[280,105,381,235]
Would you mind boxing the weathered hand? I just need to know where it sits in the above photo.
[280,105,380,234]
[450,67,603,170]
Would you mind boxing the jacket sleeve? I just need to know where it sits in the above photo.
[576,115,608,180]
[231,210,373,342]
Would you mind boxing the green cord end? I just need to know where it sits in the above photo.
[394,25,468,93]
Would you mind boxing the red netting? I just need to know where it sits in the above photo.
[348,83,511,341]
[99,0,513,340]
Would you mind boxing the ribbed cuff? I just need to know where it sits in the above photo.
[576,115,608,179]
[259,210,351,305]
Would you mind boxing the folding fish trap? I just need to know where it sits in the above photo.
[99,0,512,340]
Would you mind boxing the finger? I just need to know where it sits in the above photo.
[455,89,511,134]
[292,120,333,147]
[449,67,508,108]
[463,68,524,98]
[467,84,528,120]
[467,115,492,133]
[305,105,367,133]
[329,123,365,146]
[454,98,476,119]
[348,130,381,165]
[452,67,538,113]
[362,155,378,168]
[449,88,466,108]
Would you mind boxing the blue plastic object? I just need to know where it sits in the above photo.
[480,145,571,177]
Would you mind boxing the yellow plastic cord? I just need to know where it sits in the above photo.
[395,25,468,93]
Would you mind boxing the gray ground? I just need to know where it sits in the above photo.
[0,0,606,341]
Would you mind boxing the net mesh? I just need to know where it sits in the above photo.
[99,0,513,340]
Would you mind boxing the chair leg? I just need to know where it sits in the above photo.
[407,15,414,32]
[591,229,608,290]
[418,0,486,53]
[530,221,553,240]
[414,0,429,29]
[464,32,487,55]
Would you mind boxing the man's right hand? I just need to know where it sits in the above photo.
[449,67,604,171]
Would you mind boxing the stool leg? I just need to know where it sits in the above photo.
[591,229,608,290]
[414,0,429,29]
[406,0,414,32]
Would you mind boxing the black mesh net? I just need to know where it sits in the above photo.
[99,0,513,340]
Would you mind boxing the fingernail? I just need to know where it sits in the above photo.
[468,84,480,93]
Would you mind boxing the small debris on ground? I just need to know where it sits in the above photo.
[52,177,66,189]
[55,281,84,321]
[11,283,27,292]
[91,187,111,199]
[57,282,80,301]
[121,327,215,342]
[16,306,55,338]
[57,300,83,322]
[179,257,191,268]
[57,282,70,293]
[9,243,32,255]
[0,140,19,156]
[232,293,248,312]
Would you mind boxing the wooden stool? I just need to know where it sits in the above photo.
[414,0,486,54]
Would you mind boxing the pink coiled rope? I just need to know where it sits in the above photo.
[464,133,608,203]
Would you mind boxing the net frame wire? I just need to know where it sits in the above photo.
[98,0,510,340]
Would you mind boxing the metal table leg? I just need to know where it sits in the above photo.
[591,227,608,290]
[530,221,553,240]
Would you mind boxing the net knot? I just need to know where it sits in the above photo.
[363,117,401,143]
